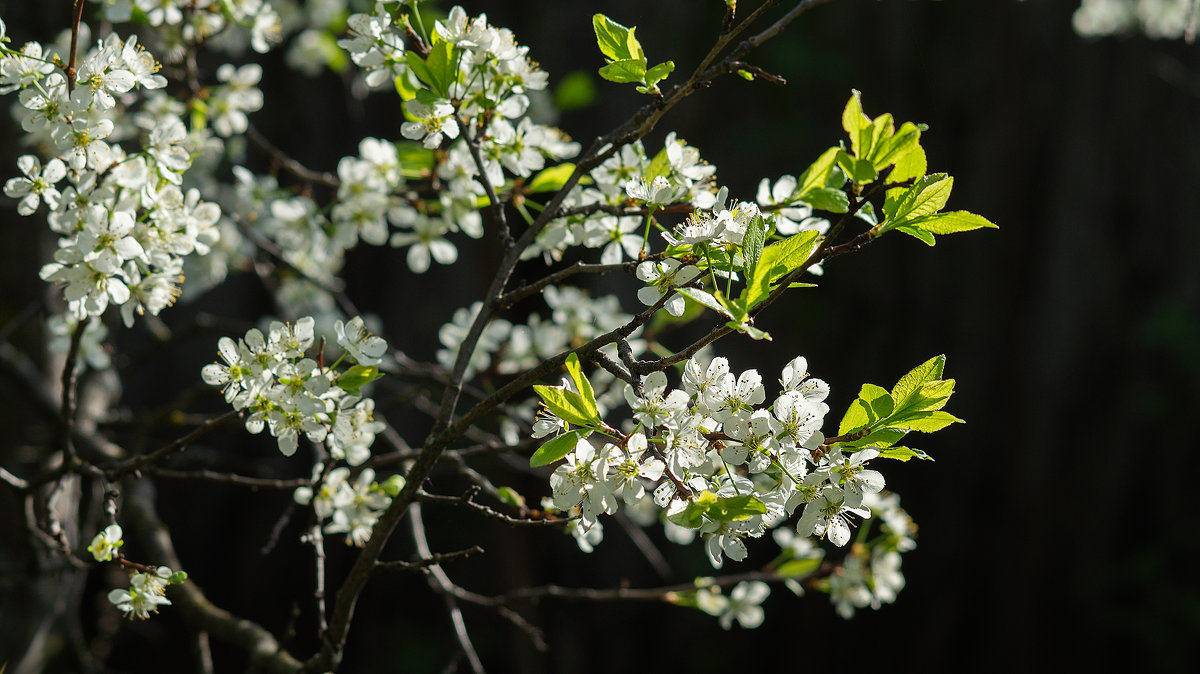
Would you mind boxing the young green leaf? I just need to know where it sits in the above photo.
[889,142,927,183]
[903,211,998,235]
[593,14,639,61]
[777,557,823,578]
[842,90,872,156]
[871,121,924,171]
[837,427,906,449]
[677,287,733,317]
[667,491,767,528]
[742,214,768,280]
[742,229,821,309]
[895,225,937,246]
[858,383,895,420]
[645,60,675,87]
[802,187,850,214]
[836,149,879,184]
[882,174,954,229]
[533,384,599,427]
[496,486,526,508]
[530,429,592,468]
[598,59,648,84]
[796,147,841,197]
[890,355,946,410]
[562,353,599,420]
[884,410,963,433]
[336,365,384,395]
[838,398,871,436]
[527,164,579,193]
[874,446,933,462]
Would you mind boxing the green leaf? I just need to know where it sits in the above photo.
[668,491,767,528]
[668,490,718,528]
[837,427,906,449]
[838,398,871,436]
[912,379,955,411]
[870,121,924,171]
[777,557,823,578]
[837,383,893,436]
[881,174,953,229]
[404,50,432,91]
[395,142,435,175]
[796,147,841,197]
[554,71,597,112]
[626,26,645,61]
[742,214,768,280]
[645,60,675,87]
[643,145,672,183]
[336,365,383,395]
[528,163,577,193]
[737,69,755,81]
[904,210,998,235]
[593,14,638,61]
[803,187,850,213]
[896,225,936,246]
[740,323,772,341]
[889,142,926,183]
[563,353,599,420]
[857,112,895,162]
[890,355,945,410]
[858,383,895,420]
[405,38,456,97]
[496,486,526,508]
[532,384,598,427]
[884,410,963,433]
[757,229,820,284]
[168,570,189,584]
[836,149,878,184]
[677,287,733,317]
[713,494,768,521]
[598,58,647,84]
[842,90,872,156]
[530,429,592,468]
[875,446,933,462]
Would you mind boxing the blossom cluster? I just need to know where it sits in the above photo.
[331,4,579,273]
[200,316,387,461]
[92,0,283,57]
[0,28,222,324]
[532,351,924,624]
[542,355,882,562]
[107,565,186,620]
[294,466,403,547]
[201,315,404,546]
[86,523,188,620]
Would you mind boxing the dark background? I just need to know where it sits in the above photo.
[2,0,1198,672]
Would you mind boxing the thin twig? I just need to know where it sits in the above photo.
[418,491,568,528]
[246,124,340,187]
[309,525,328,636]
[459,116,512,250]
[410,503,486,674]
[498,260,638,309]
[612,511,672,579]
[374,545,485,573]
[105,410,241,480]
[148,468,308,490]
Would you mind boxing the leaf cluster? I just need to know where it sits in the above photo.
[832,355,961,462]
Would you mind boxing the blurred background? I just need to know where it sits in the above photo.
[1,0,1198,671]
